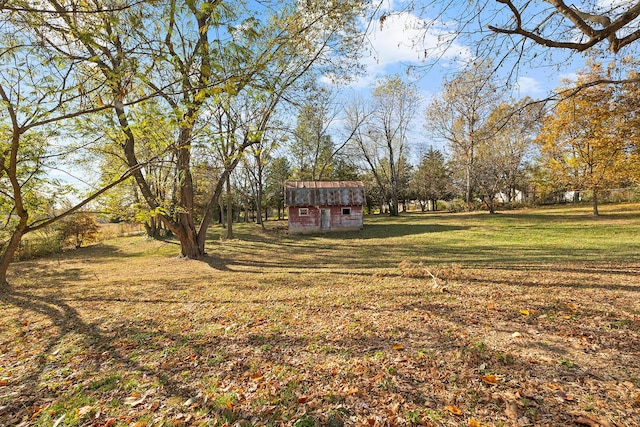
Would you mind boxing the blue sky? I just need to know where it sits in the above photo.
[321,0,614,156]
[329,1,621,103]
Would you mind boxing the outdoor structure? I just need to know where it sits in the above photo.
[285,181,365,234]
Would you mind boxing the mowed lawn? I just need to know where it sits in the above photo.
[1,204,639,427]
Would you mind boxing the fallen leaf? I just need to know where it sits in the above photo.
[297,396,308,404]
[52,415,65,427]
[124,395,146,407]
[76,406,92,418]
[516,389,535,399]
[512,332,522,338]
[504,402,518,420]
[636,394,640,404]
[30,406,45,420]
[517,416,530,426]
[225,401,233,410]
[445,405,462,416]
[487,303,496,310]
[392,344,404,351]
[574,416,599,427]
[468,418,481,427]
[481,374,498,385]
[567,303,578,310]
[0,379,9,386]
[101,419,115,427]
[519,309,530,316]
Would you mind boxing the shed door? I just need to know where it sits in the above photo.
[320,209,331,230]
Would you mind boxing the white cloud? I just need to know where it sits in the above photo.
[329,12,472,89]
[515,76,544,96]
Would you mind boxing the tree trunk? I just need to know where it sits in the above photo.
[0,222,27,290]
[465,164,473,210]
[174,129,207,258]
[175,225,203,258]
[255,195,262,225]
[226,176,233,239]
[219,197,225,226]
[592,191,599,216]
[486,197,496,214]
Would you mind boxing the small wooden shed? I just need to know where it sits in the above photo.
[285,181,365,234]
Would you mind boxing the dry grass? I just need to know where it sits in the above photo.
[1,204,639,426]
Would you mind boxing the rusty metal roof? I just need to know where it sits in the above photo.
[285,181,365,207]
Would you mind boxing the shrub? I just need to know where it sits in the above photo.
[14,231,63,260]
[57,213,100,249]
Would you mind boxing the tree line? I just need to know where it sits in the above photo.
[195,60,639,223]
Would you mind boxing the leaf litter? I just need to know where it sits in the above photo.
[0,236,639,427]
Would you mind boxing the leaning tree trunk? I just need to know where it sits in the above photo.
[592,190,599,217]
[0,219,27,290]
[0,235,22,290]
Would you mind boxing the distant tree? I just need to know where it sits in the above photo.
[536,63,626,216]
[330,157,360,181]
[265,156,291,219]
[426,61,504,209]
[615,70,640,186]
[290,88,337,180]
[57,214,100,249]
[244,136,279,227]
[411,147,452,212]
[475,98,542,212]
[359,171,384,214]
[472,143,503,214]
[350,76,420,216]
[396,155,413,212]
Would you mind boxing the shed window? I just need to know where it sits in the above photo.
[342,207,351,215]
[299,208,309,216]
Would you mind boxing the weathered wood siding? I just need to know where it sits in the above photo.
[285,181,365,234]
[287,205,363,234]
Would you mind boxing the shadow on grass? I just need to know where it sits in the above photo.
[0,289,264,426]
[2,264,638,426]
[0,289,581,425]
[325,223,469,240]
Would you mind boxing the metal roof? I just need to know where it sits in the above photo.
[285,181,365,207]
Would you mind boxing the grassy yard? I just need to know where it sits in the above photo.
[1,203,639,426]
